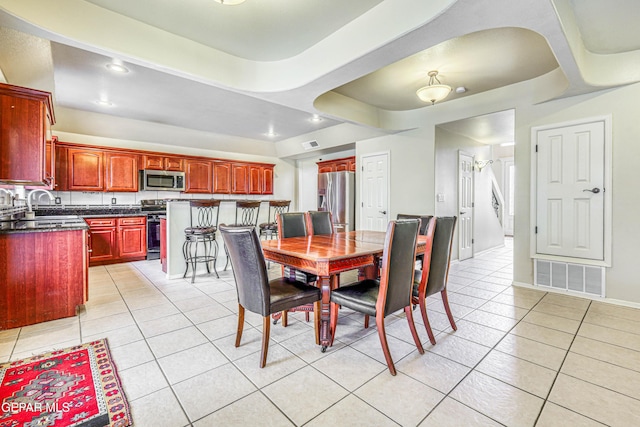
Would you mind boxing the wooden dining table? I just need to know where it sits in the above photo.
[261,230,428,351]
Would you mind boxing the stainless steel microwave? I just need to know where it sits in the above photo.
[139,170,185,191]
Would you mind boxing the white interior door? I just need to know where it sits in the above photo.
[536,120,605,260]
[502,157,515,236]
[458,151,474,260]
[361,152,389,231]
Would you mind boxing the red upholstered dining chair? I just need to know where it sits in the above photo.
[412,216,457,345]
[329,219,424,375]
[219,225,321,368]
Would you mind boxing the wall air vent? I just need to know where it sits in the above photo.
[301,140,319,150]
[534,259,605,297]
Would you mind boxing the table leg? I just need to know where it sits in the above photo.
[318,274,339,352]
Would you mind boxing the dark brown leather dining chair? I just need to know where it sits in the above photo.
[219,225,321,368]
[413,216,457,345]
[329,219,424,376]
[305,211,333,236]
[275,212,318,326]
[397,213,433,269]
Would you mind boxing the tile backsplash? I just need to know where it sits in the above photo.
[26,190,274,208]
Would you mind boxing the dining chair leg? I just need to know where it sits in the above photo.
[375,315,396,376]
[282,310,288,327]
[404,306,424,354]
[235,304,245,347]
[329,302,339,347]
[364,314,369,329]
[314,301,321,345]
[418,298,437,345]
[305,312,310,322]
[260,316,271,368]
[441,289,458,331]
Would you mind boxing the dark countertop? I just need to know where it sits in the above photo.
[0,216,89,234]
[35,207,144,217]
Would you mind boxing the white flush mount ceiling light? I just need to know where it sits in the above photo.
[105,62,129,73]
[213,0,246,5]
[416,70,452,105]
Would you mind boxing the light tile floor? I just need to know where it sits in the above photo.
[2,238,640,426]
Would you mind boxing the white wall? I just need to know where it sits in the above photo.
[514,82,640,304]
[355,130,436,229]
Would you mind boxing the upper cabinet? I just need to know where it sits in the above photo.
[213,161,231,194]
[58,147,105,191]
[0,83,55,185]
[317,156,356,174]
[142,155,184,172]
[248,164,274,195]
[185,159,213,193]
[105,152,139,192]
[53,141,275,195]
[231,163,248,194]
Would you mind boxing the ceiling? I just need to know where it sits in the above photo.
[0,0,638,156]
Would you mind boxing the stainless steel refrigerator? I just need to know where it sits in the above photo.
[318,171,355,232]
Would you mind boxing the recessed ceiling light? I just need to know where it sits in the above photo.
[310,114,323,123]
[213,0,246,5]
[95,100,114,107]
[455,86,467,94]
[265,131,277,138]
[106,63,129,73]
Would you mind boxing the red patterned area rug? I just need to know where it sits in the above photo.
[0,339,132,427]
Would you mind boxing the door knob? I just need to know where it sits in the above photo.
[460,211,466,215]
[379,210,387,215]
[583,188,601,194]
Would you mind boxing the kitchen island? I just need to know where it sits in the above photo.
[0,216,89,329]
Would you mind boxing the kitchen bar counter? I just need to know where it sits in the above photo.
[0,216,89,234]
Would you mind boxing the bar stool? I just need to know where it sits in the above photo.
[222,200,261,271]
[183,200,220,283]
[259,200,290,240]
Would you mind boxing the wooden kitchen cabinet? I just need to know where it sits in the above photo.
[0,83,55,185]
[65,147,105,191]
[142,155,184,171]
[262,165,274,194]
[248,164,274,195]
[231,163,248,194]
[248,164,262,195]
[185,159,213,193]
[105,152,139,192]
[0,229,87,329]
[317,156,356,174]
[118,217,146,259]
[86,218,117,264]
[87,216,146,266]
[213,161,231,193]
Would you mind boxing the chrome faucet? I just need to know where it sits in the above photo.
[27,189,54,211]
[0,188,15,206]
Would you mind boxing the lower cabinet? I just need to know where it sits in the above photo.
[87,216,147,266]
[0,229,88,329]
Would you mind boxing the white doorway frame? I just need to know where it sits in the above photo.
[501,156,515,236]
[530,115,613,266]
[359,151,390,231]
[458,150,475,261]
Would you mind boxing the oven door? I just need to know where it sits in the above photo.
[147,215,161,260]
